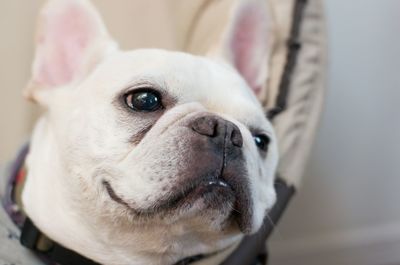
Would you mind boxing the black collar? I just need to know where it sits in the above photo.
[20,218,208,265]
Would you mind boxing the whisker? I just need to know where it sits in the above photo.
[228,204,241,214]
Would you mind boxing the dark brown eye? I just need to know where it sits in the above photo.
[254,134,270,152]
[125,89,162,112]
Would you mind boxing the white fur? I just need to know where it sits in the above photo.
[22,1,278,264]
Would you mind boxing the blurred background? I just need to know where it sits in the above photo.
[270,0,400,265]
[1,1,399,265]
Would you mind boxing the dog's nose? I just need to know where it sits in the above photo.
[191,116,243,147]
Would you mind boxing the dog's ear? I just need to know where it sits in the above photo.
[209,0,274,97]
[25,0,118,104]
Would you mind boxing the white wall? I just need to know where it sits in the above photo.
[269,1,400,264]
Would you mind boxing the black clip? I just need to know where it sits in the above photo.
[20,218,41,249]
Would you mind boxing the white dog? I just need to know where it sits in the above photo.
[3,0,278,264]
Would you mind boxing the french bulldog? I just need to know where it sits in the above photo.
[21,0,278,264]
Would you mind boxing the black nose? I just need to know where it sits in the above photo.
[191,116,243,147]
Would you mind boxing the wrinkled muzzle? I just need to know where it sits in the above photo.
[107,112,254,233]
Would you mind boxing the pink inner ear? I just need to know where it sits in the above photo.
[36,3,97,87]
[229,3,268,95]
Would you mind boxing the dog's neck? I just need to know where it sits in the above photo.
[20,117,240,265]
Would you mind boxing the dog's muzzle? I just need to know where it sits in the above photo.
[184,115,253,232]
[105,114,254,233]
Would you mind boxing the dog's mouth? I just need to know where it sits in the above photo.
[103,172,252,232]
[102,117,253,233]
[103,176,235,214]
[164,176,236,212]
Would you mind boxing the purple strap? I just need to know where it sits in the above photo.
[2,142,29,228]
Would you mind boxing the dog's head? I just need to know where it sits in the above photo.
[23,0,278,263]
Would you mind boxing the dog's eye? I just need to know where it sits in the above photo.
[125,89,162,112]
[253,134,270,152]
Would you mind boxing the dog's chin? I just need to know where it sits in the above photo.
[173,178,236,216]
[103,178,249,232]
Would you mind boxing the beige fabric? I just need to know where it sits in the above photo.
[273,0,327,187]
[265,0,295,108]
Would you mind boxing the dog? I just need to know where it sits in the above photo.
[4,0,278,264]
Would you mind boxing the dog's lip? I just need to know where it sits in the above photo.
[103,177,234,215]
[204,179,230,188]
[147,176,235,213]
[177,178,234,204]
[103,176,254,232]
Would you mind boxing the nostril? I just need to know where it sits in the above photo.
[231,127,243,147]
[191,116,217,137]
